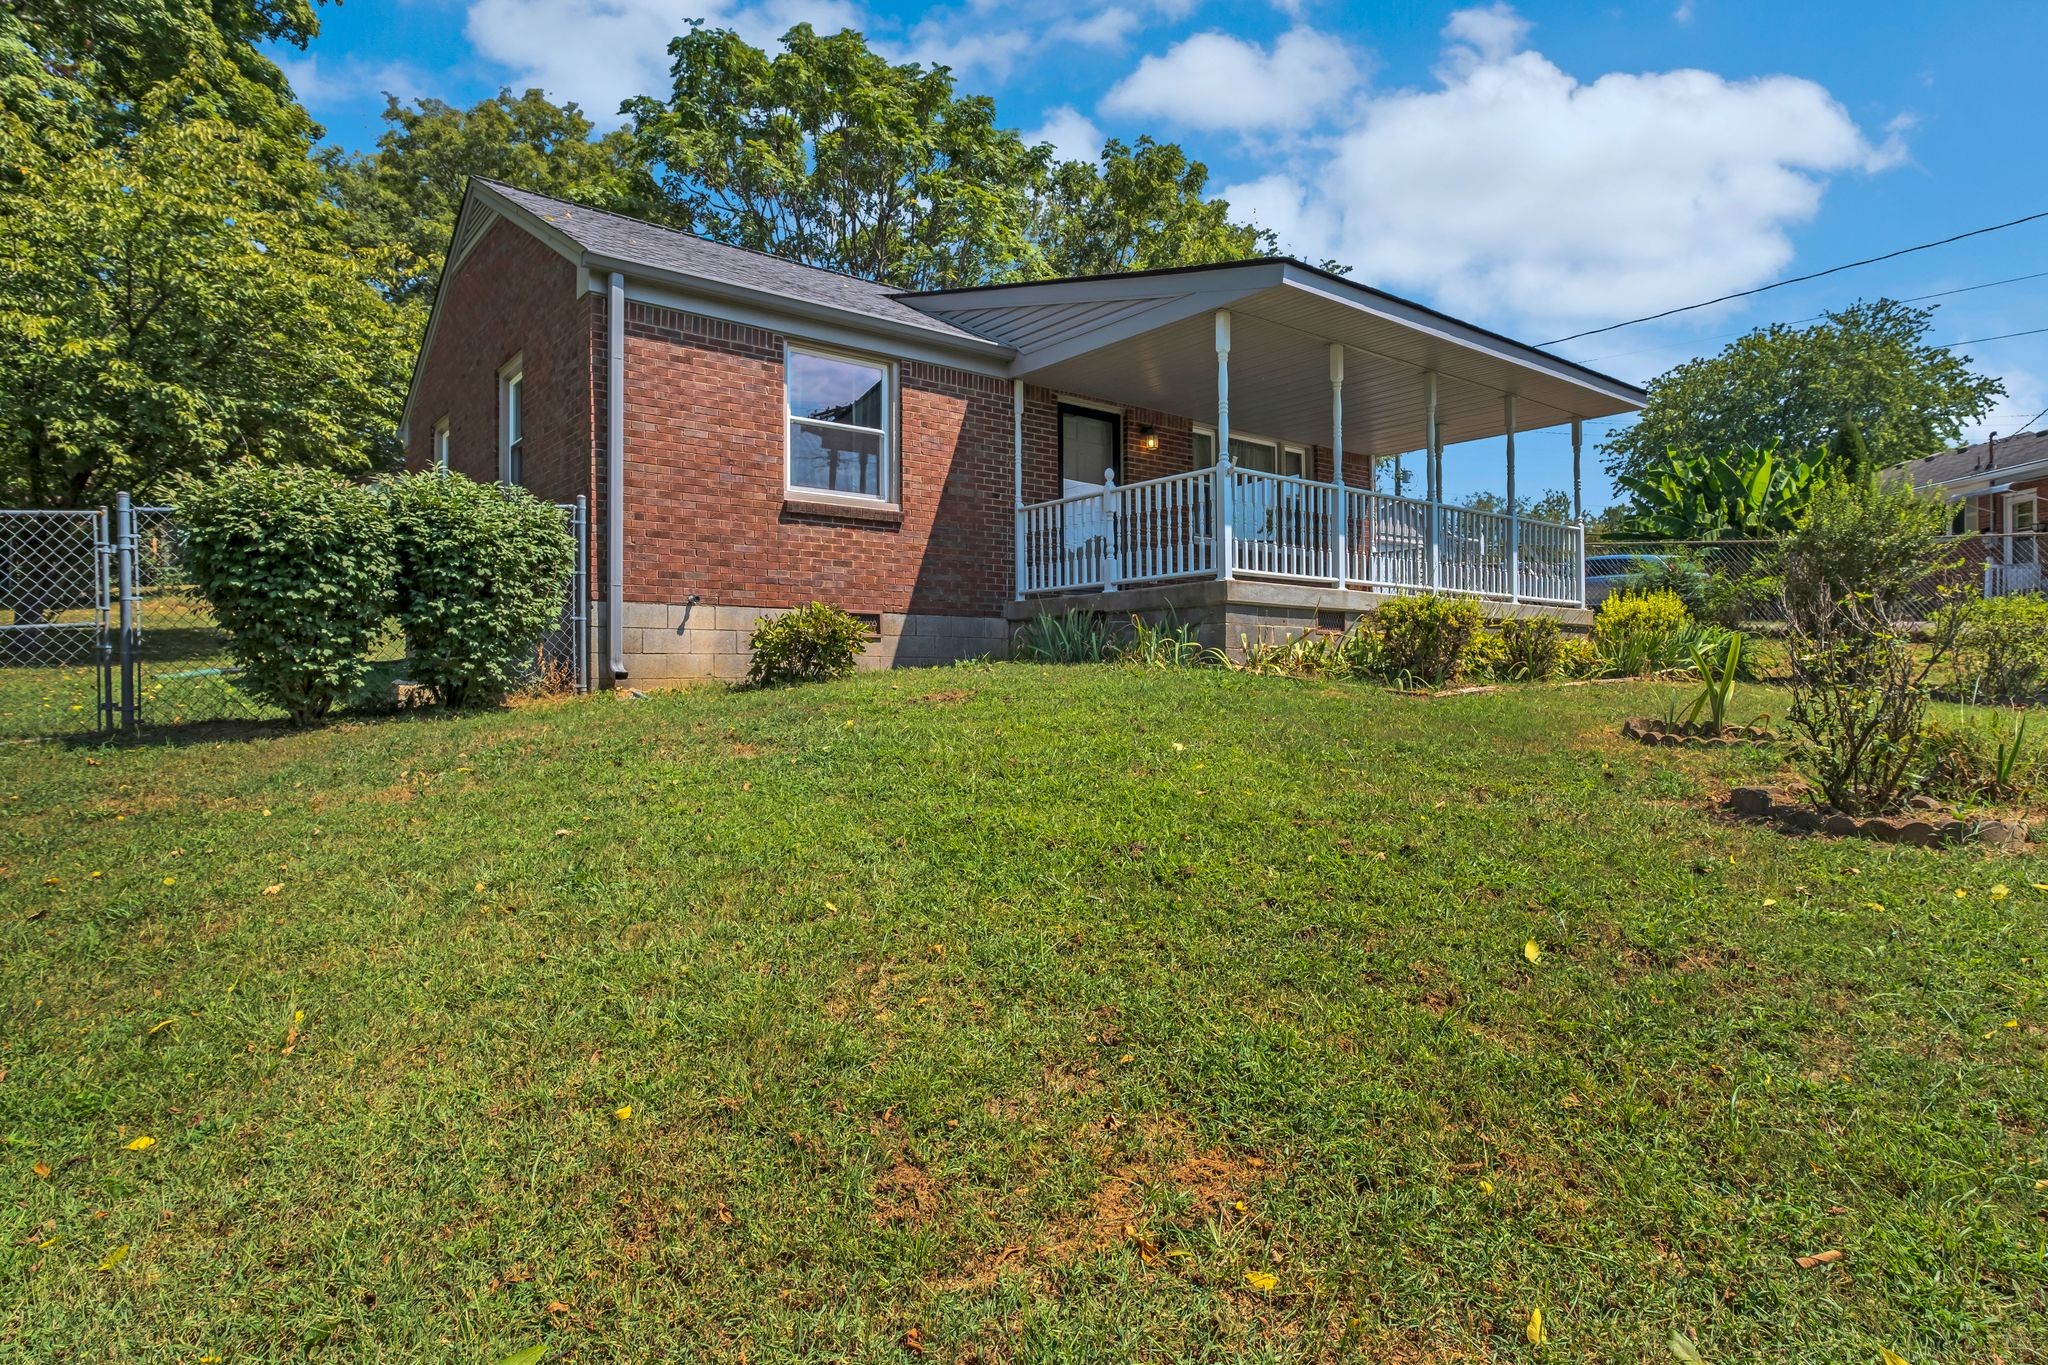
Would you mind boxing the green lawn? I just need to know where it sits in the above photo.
[2,666,2043,1361]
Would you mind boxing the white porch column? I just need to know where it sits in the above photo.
[1570,417,1584,524]
[1505,394,1520,604]
[1012,379,1025,598]
[1330,342,1346,587]
[1424,372,1441,591]
[1214,310,1234,582]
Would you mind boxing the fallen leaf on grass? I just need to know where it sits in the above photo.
[1794,1249,1842,1268]
[1668,1329,1704,1362]
[146,1019,174,1036]
[1991,884,2010,900]
[614,1105,632,1122]
[263,885,282,896]
[1476,1178,1494,1196]
[33,1161,50,1179]
[1526,1306,1547,1345]
[1244,1270,1278,1292]
[125,1136,154,1151]
[96,1244,129,1271]
[1523,940,1541,964]
[1879,1351,1911,1365]
[494,1347,547,1365]
[545,1301,570,1315]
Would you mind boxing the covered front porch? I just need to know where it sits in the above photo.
[912,259,1645,625]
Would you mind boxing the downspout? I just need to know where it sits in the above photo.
[607,271,627,680]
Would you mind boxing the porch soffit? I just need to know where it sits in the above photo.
[913,268,1643,458]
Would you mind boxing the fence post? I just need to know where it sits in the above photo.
[573,495,590,693]
[114,492,138,732]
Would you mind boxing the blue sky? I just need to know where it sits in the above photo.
[279,0,2048,508]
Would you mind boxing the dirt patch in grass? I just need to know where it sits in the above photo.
[914,689,974,705]
[872,1158,941,1225]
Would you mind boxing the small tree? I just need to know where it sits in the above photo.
[1778,480,1962,813]
[179,464,396,724]
[385,472,576,707]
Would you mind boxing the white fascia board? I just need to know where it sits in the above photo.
[1275,267,1647,412]
[594,259,1016,374]
[1000,280,1278,378]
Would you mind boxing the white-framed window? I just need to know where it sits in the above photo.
[432,417,450,471]
[786,342,893,502]
[1191,426,1307,476]
[498,356,524,486]
[2008,493,2037,565]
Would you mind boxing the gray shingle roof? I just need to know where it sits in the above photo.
[479,180,997,347]
[1904,429,2048,488]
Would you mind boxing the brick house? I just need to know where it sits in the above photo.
[402,180,1645,684]
[1904,429,2048,596]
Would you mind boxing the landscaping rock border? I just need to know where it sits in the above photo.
[1623,716,1776,748]
[1726,787,2033,849]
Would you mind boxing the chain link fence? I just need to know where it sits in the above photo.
[1584,532,2046,626]
[0,494,590,739]
[0,509,111,736]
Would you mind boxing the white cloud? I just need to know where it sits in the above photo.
[1100,26,1364,133]
[276,53,434,109]
[462,0,863,121]
[1029,105,1107,163]
[1224,5,1904,328]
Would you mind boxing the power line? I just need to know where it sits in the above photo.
[1577,268,2048,366]
[1944,326,2048,348]
[1540,208,2048,347]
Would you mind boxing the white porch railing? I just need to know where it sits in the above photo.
[1017,459,1585,608]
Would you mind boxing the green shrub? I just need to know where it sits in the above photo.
[178,463,395,725]
[1496,615,1562,681]
[1118,611,1222,669]
[1554,636,1601,679]
[1917,713,2040,802]
[747,603,871,686]
[1626,549,1766,627]
[1372,595,1484,687]
[1945,595,2048,703]
[1592,589,1690,676]
[1463,628,1509,681]
[1778,480,1963,814]
[385,472,576,707]
[1014,608,1113,663]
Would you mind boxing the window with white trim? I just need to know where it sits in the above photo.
[432,417,450,470]
[786,344,892,501]
[498,359,524,486]
[1192,426,1306,476]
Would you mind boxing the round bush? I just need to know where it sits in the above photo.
[178,463,396,725]
[747,603,871,686]
[385,472,576,707]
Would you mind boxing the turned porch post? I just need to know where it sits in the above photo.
[1425,372,1440,592]
[1505,394,1520,604]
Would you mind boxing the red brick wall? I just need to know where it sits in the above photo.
[405,217,604,591]
[616,301,1014,616]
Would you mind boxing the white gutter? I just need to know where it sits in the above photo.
[607,270,626,680]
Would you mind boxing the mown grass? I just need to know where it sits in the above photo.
[1,665,2043,1362]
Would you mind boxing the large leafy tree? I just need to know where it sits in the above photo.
[625,25,1047,290]
[625,24,1269,290]
[324,89,649,303]
[1602,300,2004,481]
[1034,136,1271,277]
[0,70,413,506]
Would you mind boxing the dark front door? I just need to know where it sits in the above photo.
[1059,405,1121,499]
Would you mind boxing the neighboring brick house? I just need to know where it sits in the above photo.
[1904,429,2048,596]
[402,180,1645,684]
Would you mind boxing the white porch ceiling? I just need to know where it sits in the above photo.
[907,262,1645,458]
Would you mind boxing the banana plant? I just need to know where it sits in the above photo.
[1616,440,1834,540]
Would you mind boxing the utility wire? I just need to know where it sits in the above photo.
[1943,326,2048,348]
[1577,268,2048,365]
[1541,208,2048,346]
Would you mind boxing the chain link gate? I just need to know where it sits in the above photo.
[0,508,113,737]
[1,492,591,739]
